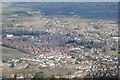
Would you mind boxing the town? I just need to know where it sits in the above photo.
[1,2,120,80]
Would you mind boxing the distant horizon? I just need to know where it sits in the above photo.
[2,2,118,20]
[2,0,120,2]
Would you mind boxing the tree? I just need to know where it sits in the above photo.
[11,62,15,67]
[49,75,55,80]
[33,72,44,80]
[2,74,6,79]
[14,74,17,80]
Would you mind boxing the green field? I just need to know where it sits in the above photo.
[107,51,119,56]
[2,27,24,30]
[2,46,28,61]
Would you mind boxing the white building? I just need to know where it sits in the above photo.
[6,34,14,38]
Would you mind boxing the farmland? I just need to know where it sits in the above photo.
[2,46,28,61]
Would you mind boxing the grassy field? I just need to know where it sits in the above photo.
[2,27,24,30]
[2,46,28,61]
[107,51,119,56]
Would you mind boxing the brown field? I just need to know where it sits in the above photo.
[2,46,28,61]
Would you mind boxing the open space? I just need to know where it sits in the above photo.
[2,46,28,61]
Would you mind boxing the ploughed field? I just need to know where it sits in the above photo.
[2,46,28,61]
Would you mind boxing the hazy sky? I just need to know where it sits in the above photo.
[2,0,120,2]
